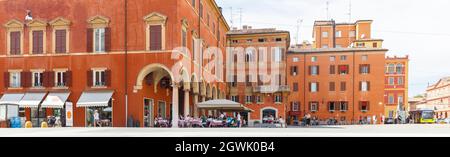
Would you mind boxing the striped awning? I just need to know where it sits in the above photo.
[76,90,114,107]
[18,92,47,108]
[0,93,24,105]
[41,92,71,108]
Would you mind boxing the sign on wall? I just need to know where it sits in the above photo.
[66,102,73,127]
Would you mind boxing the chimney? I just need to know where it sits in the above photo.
[219,7,223,14]
[248,26,252,29]
[243,25,248,30]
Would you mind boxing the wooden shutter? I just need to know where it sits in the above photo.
[55,30,67,53]
[42,71,48,87]
[317,82,319,92]
[86,28,93,52]
[105,69,112,87]
[38,31,43,53]
[48,71,55,87]
[64,71,72,87]
[104,27,111,52]
[367,102,370,111]
[317,66,320,75]
[368,65,371,74]
[308,66,311,75]
[150,25,162,50]
[359,81,362,91]
[367,81,371,91]
[308,82,311,92]
[21,72,31,88]
[4,72,9,88]
[87,70,93,87]
[308,102,311,111]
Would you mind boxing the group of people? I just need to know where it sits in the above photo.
[262,114,287,128]
[153,112,246,128]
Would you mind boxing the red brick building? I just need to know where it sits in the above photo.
[0,0,229,127]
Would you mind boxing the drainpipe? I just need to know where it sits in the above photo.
[124,0,129,127]
[332,19,336,48]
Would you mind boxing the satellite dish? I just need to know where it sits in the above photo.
[361,34,365,39]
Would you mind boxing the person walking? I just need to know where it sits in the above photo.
[93,110,100,127]
[367,116,371,125]
[237,113,241,128]
[373,115,377,125]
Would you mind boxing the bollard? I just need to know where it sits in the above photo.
[41,121,48,128]
[25,121,33,128]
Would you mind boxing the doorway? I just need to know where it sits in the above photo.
[144,98,154,127]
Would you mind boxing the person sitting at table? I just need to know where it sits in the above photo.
[226,116,233,127]
[94,110,100,127]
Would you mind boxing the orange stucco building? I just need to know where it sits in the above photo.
[0,0,229,127]
[385,56,409,118]
[226,26,290,125]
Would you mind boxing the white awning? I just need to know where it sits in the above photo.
[76,90,114,107]
[197,99,254,112]
[0,93,24,105]
[41,92,71,109]
[18,92,47,108]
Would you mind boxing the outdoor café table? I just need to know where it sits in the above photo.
[209,120,223,127]
[158,120,169,127]
[190,119,203,128]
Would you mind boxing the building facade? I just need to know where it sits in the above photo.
[0,0,229,127]
[425,77,450,119]
[384,56,409,119]
[226,26,290,125]
[312,20,373,49]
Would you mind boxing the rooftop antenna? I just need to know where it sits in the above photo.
[295,19,303,45]
[238,8,243,28]
[326,1,330,20]
[348,0,352,22]
[229,7,234,28]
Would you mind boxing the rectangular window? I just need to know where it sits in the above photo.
[55,30,67,53]
[32,30,44,54]
[340,102,348,111]
[150,25,162,51]
[310,82,318,92]
[245,96,253,104]
[322,45,329,48]
[360,101,369,112]
[32,72,43,87]
[356,43,365,48]
[93,70,106,87]
[311,56,317,62]
[94,28,105,52]
[275,38,282,42]
[231,75,237,87]
[273,48,282,62]
[329,65,336,74]
[338,65,349,75]
[191,0,196,8]
[330,56,336,62]
[361,81,370,92]
[275,95,282,103]
[373,42,378,48]
[340,55,347,61]
[340,82,346,91]
[398,77,404,85]
[256,96,263,103]
[310,66,319,75]
[258,38,266,43]
[388,77,395,85]
[293,83,299,92]
[329,102,336,112]
[336,31,342,38]
[360,64,370,74]
[310,102,318,112]
[10,31,21,55]
[247,39,253,43]
[9,72,21,88]
[290,66,298,76]
[329,82,335,91]
[56,71,65,87]
[292,102,299,111]
[322,31,328,38]
[292,57,300,62]
[388,95,395,104]
[231,96,239,102]
[246,75,252,86]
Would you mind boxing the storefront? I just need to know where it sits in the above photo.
[0,93,24,127]
[76,90,114,127]
[18,92,48,127]
[40,92,71,127]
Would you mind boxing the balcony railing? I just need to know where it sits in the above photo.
[253,85,290,93]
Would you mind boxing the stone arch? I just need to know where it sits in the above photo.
[260,107,278,121]
[134,63,174,92]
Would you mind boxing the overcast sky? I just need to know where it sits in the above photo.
[217,0,450,97]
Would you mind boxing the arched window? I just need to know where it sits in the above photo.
[388,64,395,74]
[396,64,404,74]
[245,50,254,62]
